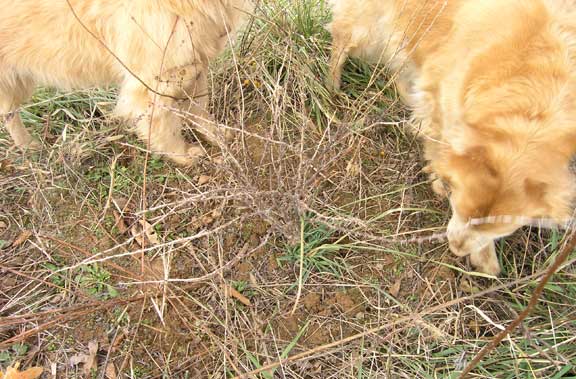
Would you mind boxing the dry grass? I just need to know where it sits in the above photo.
[1,1,576,378]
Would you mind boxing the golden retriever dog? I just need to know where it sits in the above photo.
[0,0,253,165]
[328,0,576,275]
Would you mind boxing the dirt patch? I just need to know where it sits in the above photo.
[272,288,369,348]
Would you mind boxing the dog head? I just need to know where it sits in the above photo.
[435,133,575,273]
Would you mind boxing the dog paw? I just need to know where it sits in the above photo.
[167,145,205,166]
[13,134,42,151]
[26,140,42,151]
[423,164,434,174]
[325,76,342,93]
[472,260,501,277]
[431,178,448,197]
[426,170,449,198]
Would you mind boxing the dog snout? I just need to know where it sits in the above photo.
[448,234,475,257]
[447,224,490,258]
[447,232,501,274]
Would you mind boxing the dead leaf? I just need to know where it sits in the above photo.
[12,230,32,248]
[141,220,160,245]
[346,160,361,176]
[131,219,160,247]
[105,135,125,142]
[69,354,88,367]
[130,224,145,247]
[197,175,212,185]
[0,363,43,379]
[212,209,223,219]
[224,284,251,306]
[69,340,98,376]
[211,156,224,165]
[249,273,258,288]
[105,363,117,379]
[112,210,128,234]
[111,196,129,211]
[84,341,98,376]
[389,278,402,298]
[110,332,126,352]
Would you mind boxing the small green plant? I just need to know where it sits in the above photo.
[43,262,67,287]
[278,216,346,279]
[85,166,109,183]
[112,307,130,327]
[147,156,166,172]
[131,364,147,379]
[243,321,310,379]
[0,350,11,364]
[75,264,118,299]
[231,280,257,299]
[11,343,29,357]
[0,343,30,364]
[117,165,137,191]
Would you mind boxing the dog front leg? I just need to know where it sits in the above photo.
[182,68,230,146]
[1,75,40,150]
[162,65,229,148]
[116,78,204,166]
[327,31,352,92]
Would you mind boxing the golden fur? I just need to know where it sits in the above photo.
[329,0,576,275]
[0,0,253,164]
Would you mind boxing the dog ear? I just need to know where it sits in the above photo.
[524,172,575,222]
[557,131,576,156]
[449,146,499,181]
[524,178,547,203]
[523,178,560,220]
[445,146,501,219]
